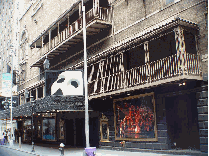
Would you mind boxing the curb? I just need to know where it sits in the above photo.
[0,145,41,156]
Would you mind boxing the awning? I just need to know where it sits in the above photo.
[0,95,85,119]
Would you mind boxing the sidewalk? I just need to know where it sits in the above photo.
[0,142,206,156]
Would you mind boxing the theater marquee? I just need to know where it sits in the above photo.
[114,92,157,141]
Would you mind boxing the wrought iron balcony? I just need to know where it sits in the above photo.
[31,7,112,67]
[88,53,202,99]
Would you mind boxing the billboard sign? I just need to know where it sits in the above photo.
[2,73,12,97]
[45,70,84,96]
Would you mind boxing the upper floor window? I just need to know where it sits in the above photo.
[166,0,180,5]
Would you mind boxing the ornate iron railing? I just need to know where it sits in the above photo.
[40,7,112,56]
[88,53,202,96]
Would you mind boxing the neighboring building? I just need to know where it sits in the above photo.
[0,0,21,134]
[0,0,207,154]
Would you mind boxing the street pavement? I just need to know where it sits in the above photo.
[0,146,33,156]
[0,142,206,156]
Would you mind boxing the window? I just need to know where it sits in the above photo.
[166,0,180,5]
[42,118,56,141]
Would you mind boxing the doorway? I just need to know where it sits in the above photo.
[65,119,74,146]
[165,93,200,149]
[76,118,86,147]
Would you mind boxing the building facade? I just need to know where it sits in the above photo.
[0,0,207,154]
[0,0,22,135]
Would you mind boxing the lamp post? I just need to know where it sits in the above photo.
[3,99,9,138]
[82,0,90,148]
[9,52,14,147]
[43,56,50,70]
[30,96,35,152]
[43,56,50,97]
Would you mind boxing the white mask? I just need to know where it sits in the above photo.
[51,71,83,96]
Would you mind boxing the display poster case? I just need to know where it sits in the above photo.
[100,113,109,142]
[59,119,64,139]
[114,92,157,141]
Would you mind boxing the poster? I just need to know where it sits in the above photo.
[45,70,83,96]
[114,93,157,141]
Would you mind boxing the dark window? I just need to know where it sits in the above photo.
[124,45,145,70]
[184,31,197,55]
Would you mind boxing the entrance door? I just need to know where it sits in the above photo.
[65,119,74,146]
[76,118,86,147]
[89,117,99,147]
[166,93,200,149]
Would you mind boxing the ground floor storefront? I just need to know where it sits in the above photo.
[89,80,207,153]
[11,80,207,153]
[16,111,100,147]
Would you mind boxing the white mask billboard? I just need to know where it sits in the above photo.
[45,70,83,96]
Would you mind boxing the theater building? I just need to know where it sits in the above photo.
[0,0,207,154]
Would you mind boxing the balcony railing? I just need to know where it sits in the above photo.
[40,7,112,56]
[88,53,202,96]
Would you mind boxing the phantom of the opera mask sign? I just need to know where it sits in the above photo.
[45,70,84,96]
[114,93,157,141]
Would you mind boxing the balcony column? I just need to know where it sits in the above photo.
[41,36,43,55]
[144,41,150,82]
[174,26,186,75]
[29,91,32,102]
[93,0,99,15]
[36,88,38,100]
[195,34,202,75]
[67,16,70,36]
[43,85,45,98]
[49,29,51,50]
[79,2,82,17]
[19,94,22,105]
[58,22,60,42]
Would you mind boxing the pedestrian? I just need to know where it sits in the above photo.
[4,130,7,144]
[14,129,17,143]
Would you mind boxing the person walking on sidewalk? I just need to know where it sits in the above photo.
[14,129,17,143]
[4,130,7,144]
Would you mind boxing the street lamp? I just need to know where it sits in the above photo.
[43,56,50,97]
[10,52,14,147]
[30,96,35,152]
[43,56,50,70]
[82,0,90,148]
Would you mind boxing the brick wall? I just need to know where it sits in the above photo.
[197,81,208,153]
